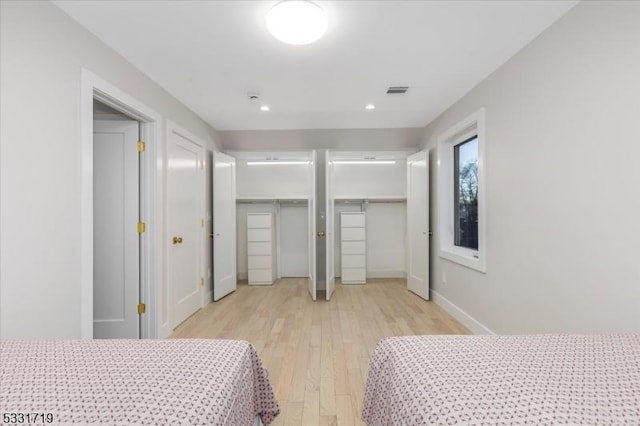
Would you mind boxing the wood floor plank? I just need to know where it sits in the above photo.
[301,381,320,426]
[172,278,469,425]
[336,394,355,426]
[320,414,338,426]
[320,311,337,415]
[274,348,297,403]
[283,402,303,426]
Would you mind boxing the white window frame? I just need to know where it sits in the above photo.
[437,108,486,273]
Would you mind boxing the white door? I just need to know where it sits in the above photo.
[93,120,140,339]
[407,150,430,300]
[168,129,203,327]
[325,151,335,300]
[308,151,317,301]
[213,151,237,301]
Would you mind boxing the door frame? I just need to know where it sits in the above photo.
[81,69,162,338]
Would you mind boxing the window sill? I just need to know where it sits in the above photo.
[439,247,486,273]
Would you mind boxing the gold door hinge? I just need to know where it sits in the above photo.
[137,221,146,234]
[200,277,204,286]
[137,303,146,315]
[201,219,204,228]
[136,141,146,152]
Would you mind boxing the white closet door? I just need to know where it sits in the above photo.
[406,150,430,300]
[325,152,335,300]
[168,127,203,327]
[213,152,237,301]
[308,150,317,301]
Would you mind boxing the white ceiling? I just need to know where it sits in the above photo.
[54,0,577,131]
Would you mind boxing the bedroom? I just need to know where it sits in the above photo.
[1,1,638,425]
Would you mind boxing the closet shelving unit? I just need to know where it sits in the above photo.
[230,150,317,297]
[327,150,414,285]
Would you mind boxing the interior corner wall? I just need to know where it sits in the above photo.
[0,0,220,338]
[422,1,640,334]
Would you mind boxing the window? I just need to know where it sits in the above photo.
[438,108,485,272]
[454,136,478,250]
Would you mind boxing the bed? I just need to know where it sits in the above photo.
[0,339,280,425]
[362,334,640,425]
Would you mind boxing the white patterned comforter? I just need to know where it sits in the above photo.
[0,339,280,425]
[362,334,640,425]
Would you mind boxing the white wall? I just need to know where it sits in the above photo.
[279,205,309,277]
[235,160,311,199]
[332,160,407,199]
[0,1,220,338]
[365,203,406,278]
[423,1,640,334]
[220,128,423,151]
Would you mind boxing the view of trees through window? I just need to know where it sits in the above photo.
[454,136,478,250]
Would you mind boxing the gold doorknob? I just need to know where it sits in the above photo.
[209,233,214,239]
[172,236,183,244]
[317,231,325,237]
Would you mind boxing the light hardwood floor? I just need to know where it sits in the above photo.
[172,278,469,426]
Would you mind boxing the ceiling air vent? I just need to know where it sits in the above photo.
[386,86,409,94]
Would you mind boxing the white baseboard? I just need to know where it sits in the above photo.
[430,289,495,335]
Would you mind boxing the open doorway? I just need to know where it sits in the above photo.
[81,69,162,339]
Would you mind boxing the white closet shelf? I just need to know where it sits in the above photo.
[237,196,309,201]
[237,197,309,205]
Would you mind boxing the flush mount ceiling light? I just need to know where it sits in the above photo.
[260,105,270,111]
[365,104,376,110]
[267,1,328,45]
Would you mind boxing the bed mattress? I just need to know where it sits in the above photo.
[1,339,280,425]
[362,334,640,425]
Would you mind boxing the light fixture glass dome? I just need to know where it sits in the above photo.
[267,1,328,45]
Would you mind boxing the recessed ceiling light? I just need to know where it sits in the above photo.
[260,105,270,111]
[365,104,376,110]
[267,1,328,45]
